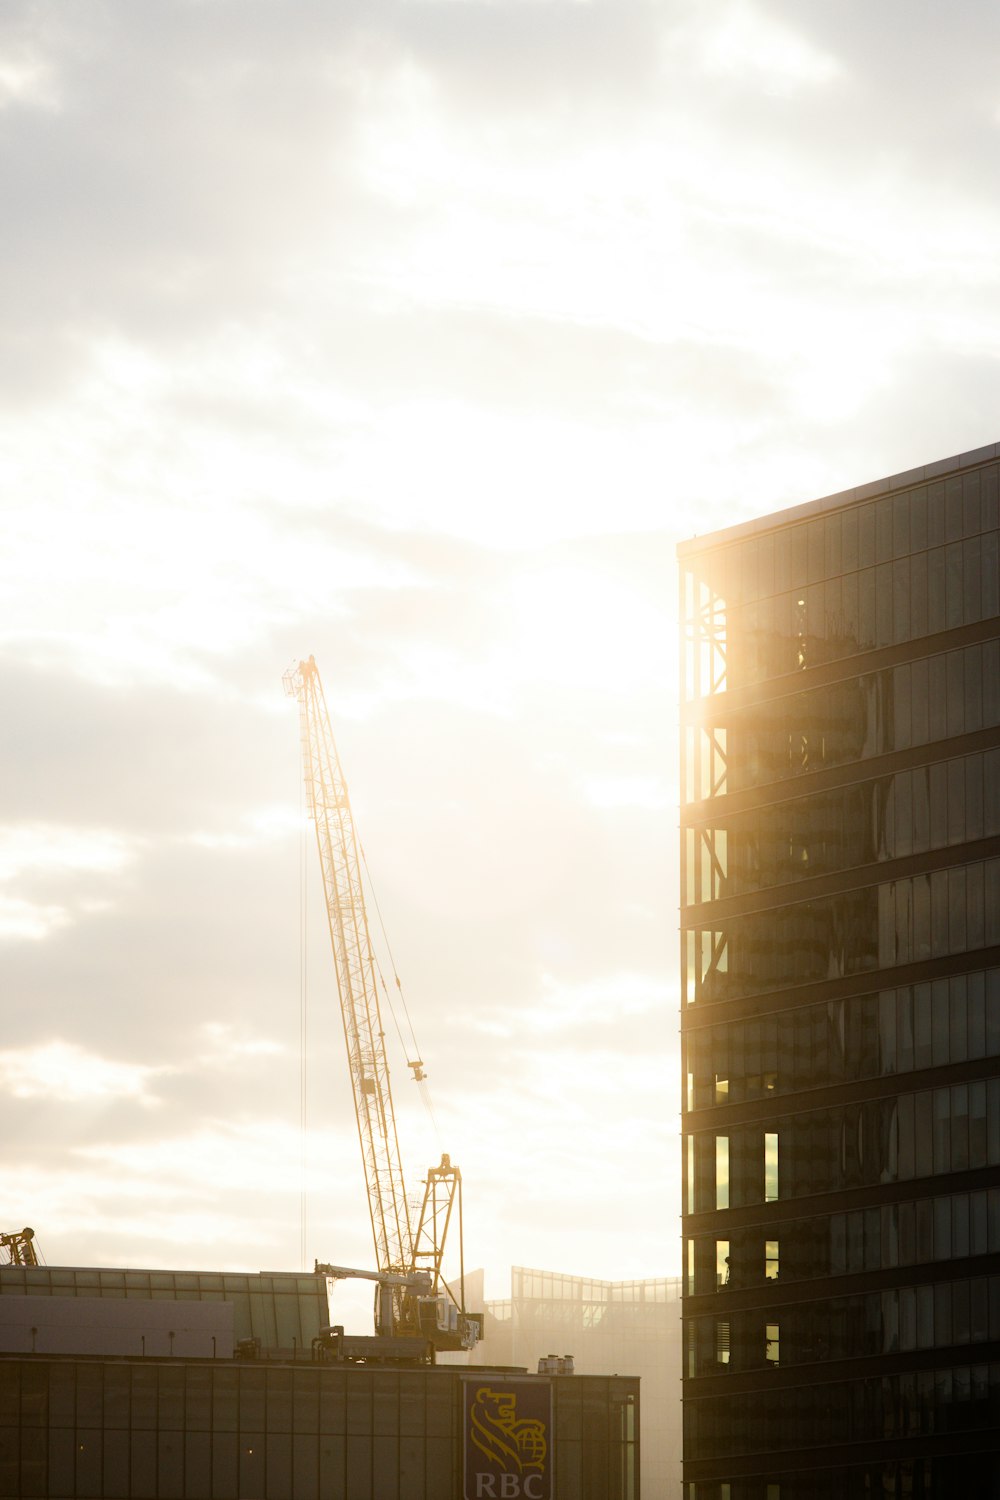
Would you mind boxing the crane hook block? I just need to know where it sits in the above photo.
[408,1060,426,1082]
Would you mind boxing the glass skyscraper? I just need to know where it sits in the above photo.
[679,444,1000,1499]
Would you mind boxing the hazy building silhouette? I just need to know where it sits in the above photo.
[679,444,1000,1499]
[465,1267,681,1498]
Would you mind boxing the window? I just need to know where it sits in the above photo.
[765,1134,779,1202]
[765,1323,779,1365]
[765,1241,779,1280]
[716,1241,730,1290]
[716,1137,730,1210]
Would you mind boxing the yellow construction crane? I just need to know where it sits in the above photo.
[284,656,481,1354]
[0,1228,38,1266]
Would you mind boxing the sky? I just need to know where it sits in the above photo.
[3,0,1000,1316]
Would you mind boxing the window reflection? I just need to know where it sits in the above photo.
[684,966,1000,1109]
[684,637,1000,810]
[685,857,1000,1004]
[687,1078,1000,1211]
[687,1271,1000,1379]
[682,463,1000,702]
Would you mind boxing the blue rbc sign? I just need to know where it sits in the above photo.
[462,1376,553,1499]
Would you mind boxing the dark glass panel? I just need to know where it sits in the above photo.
[892,558,910,641]
[875,498,893,564]
[946,541,964,628]
[986,750,1000,836]
[790,525,808,589]
[894,662,912,749]
[982,528,999,617]
[758,532,774,597]
[963,536,982,624]
[893,491,911,557]
[807,520,825,583]
[985,640,1000,724]
[858,504,875,567]
[965,644,984,731]
[906,486,927,553]
[963,467,982,536]
[928,652,947,741]
[876,562,893,646]
[910,548,928,635]
[983,462,999,529]
[743,538,759,603]
[967,863,985,950]
[773,527,791,592]
[910,656,929,745]
[945,476,964,541]
[927,546,946,634]
[927,481,945,546]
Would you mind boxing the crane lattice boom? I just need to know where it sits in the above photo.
[286,655,480,1353]
[284,656,412,1278]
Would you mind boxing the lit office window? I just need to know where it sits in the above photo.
[716,1137,730,1210]
[765,1133,779,1201]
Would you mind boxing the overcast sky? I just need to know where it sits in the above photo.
[3,0,1000,1312]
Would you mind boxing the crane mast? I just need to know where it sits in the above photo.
[284,656,412,1279]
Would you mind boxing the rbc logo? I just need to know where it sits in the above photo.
[463,1379,552,1500]
[473,1477,544,1497]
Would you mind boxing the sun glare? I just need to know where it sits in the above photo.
[506,560,672,696]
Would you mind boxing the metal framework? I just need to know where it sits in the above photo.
[284,656,477,1350]
[284,656,412,1278]
[411,1153,464,1312]
[681,564,732,1005]
[0,1228,38,1266]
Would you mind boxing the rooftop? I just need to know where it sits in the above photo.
[677,440,1000,557]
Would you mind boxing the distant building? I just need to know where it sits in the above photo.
[0,1261,639,1498]
[679,443,1000,1498]
[464,1267,680,1499]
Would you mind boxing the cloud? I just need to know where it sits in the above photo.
[697,2,841,94]
[0,825,135,881]
[472,970,675,1040]
[3,0,997,1297]
[0,895,73,943]
[0,1041,159,1104]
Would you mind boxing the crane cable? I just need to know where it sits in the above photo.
[358,842,442,1146]
[299,764,308,1271]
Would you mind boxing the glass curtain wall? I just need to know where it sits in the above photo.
[0,1357,638,1500]
[679,447,1000,1500]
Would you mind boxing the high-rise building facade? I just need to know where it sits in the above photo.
[679,445,1000,1500]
